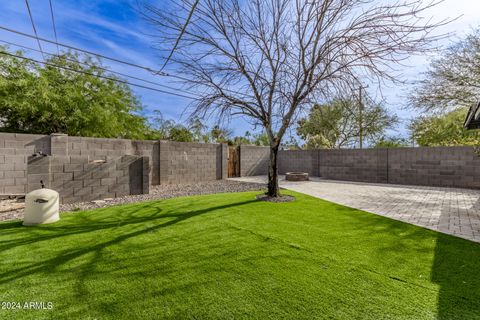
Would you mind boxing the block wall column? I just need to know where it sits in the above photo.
[27,155,51,192]
[142,156,150,194]
[50,133,69,156]
[220,143,228,180]
[159,140,170,185]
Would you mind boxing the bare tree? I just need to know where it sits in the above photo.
[410,28,480,113]
[143,0,448,197]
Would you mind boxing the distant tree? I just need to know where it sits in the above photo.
[151,110,175,139]
[232,131,254,146]
[169,125,194,142]
[152,112,238,143]
[209,125,232,144]
[297,98,397,149]
[231,136,251,146]
[150,110,193,142]
[252,132,269,147]
[373,137,410,148]
[144,0,447,196]
[410,108,480,146]
[188,116,210,142]
[0,47,153,139]
[228,131,271,146]
[281,134,301,150]
[410,29,480,112]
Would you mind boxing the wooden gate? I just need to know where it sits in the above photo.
[228,146,240,178]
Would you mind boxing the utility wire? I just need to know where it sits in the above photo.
[48,0,60,55]
[0,39,203,97]
[0,51,199,100]
[24,0,45,60]
[0,25,167,75]
[0,24,254,99]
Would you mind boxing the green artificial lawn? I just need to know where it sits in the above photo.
[0,191,479,320]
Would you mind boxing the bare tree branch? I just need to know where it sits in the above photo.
[143,0,450,196]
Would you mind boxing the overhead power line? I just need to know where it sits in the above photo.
[0,24,254,99]
[0,25,167,76]
[48,0,60,55]
[0,51,199,100]
[0,39,203,97]
[24,0,45,60]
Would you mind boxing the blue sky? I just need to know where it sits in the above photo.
[1,0,479,141]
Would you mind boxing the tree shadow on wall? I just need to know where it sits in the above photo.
[25,135,52,154]
[128,157,144,195]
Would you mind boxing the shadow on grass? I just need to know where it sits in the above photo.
[0,198,257,286]
[301,195,480,319]
[432,197,480,320]
[2,191,480,319]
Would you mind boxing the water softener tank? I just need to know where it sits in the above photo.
[23,188,60,226]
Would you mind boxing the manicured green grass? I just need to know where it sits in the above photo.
[0,191,479,319]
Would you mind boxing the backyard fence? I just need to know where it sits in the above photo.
[0,133,227,203]
[1,132,480,203]
[240,145,480,189]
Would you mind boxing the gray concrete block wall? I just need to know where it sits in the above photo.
[276,148,389,184]
[27,155,51,192]
[215,143,228,180]
[278,150,319,176]
[240,145,270,176]
[4,131,480,194]
[132,140,159,185]
[1,132,226,197]
[66,136,135,158]
[0,133,50,194]
[387,146,480,188]
[51,133,69,156]
[319,149,388,183]
[26,155,149,203]
[220,143,228,180]
[275,147,480,188]
[67,137,160,186]
[159,140,225,184]
[30,135,131,159]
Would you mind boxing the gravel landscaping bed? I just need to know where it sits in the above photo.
[0,180,266,222]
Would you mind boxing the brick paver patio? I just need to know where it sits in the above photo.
[231,176,480,243]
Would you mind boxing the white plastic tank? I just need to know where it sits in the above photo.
[23,188,60,226]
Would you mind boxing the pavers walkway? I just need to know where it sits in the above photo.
[231,175,480,243]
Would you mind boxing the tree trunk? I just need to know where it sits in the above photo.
[267,145,280,197]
